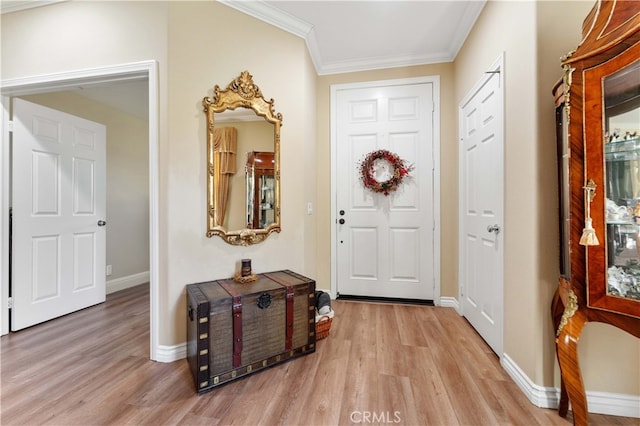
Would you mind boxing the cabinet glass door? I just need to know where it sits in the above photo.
[604,57,640,302]
[258,175,275,229]
[245,151,275,230]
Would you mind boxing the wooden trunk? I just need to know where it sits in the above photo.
[186,270,316,393]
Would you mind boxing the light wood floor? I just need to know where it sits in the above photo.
[1,284,637,425]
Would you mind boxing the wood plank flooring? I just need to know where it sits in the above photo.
[1,284,637,425]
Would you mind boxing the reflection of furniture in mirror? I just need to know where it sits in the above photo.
[216,117,274,232]
[551,1,640,425]
[246,151,275,229]
[203,71,282,246]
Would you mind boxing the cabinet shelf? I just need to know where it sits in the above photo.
[605,136,640,161]
[607,219,635,225]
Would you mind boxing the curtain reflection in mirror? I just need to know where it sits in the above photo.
[213,127,237,226]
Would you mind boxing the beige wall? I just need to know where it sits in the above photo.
[536,1,639,396]
[19,91,150,282]
[315,63,457,297]
[1,0,172,341]
[0,1,169,78]
[537,0,639,396]
[456,0,539,388]
[454,0,639,395]
[164,2,316,343]
[3,0,638,400]
[2,1,317,346]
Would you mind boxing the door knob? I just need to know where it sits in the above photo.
[339,218,345,225]
[98,220,107,227]
[487,224,500,234]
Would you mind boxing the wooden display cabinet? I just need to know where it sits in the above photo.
[552,1,640,424]
[246,151,275,229]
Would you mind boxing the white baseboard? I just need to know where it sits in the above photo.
[586,390,640,418]
[439,296,460,313]
[155,343,187,363]
[501,353,640,418]
[111,270,179,363]
[501,353,560,409]
[440,300,639,417]
[106,271,149,294]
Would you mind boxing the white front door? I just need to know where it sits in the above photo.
[459,60,504,355]
[335,80,436,300]
[12,98,107,331]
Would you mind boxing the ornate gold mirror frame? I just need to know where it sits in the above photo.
[203,71,282,245]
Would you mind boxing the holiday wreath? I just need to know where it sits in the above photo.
[359,149,414,196]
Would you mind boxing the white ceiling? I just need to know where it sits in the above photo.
[71,80,149,120]
[223,0,486,75]
[2,0,486,115]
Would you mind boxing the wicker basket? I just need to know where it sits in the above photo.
[315,312,333,340]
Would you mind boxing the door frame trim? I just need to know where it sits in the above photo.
[329,76,441,303]
[0,60,161,361]
[457,53,505,355]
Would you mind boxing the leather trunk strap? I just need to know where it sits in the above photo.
[219,280,243,368]
[265,273,294,350]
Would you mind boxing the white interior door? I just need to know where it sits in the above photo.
[335,81,435,300]
[12,98,106,331]
[459,62,504,355]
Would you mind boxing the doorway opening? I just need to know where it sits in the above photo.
[1,61,161,361]
[329,76,441,304]
[457,55,504,356]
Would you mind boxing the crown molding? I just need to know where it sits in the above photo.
[218,0,325,72]
[316,52,455,76]
[218,0,485,76]
[303,27,323,76]
[218,0,313,39]
[3,0,485,76]
[0,0,66,14]
[447,1,486,59]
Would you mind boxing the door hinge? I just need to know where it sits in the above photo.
[8,297,13,309]
[8,120,14,132]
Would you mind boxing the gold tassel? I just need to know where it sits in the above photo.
[579,218,599,246]
[579,179,599,246]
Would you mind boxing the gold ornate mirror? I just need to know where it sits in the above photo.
[203,71,282,245]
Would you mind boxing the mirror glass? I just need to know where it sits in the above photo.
[603,58,640,300]
[203,71,282,245]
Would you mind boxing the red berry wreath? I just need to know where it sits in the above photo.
[359,149,414,196]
